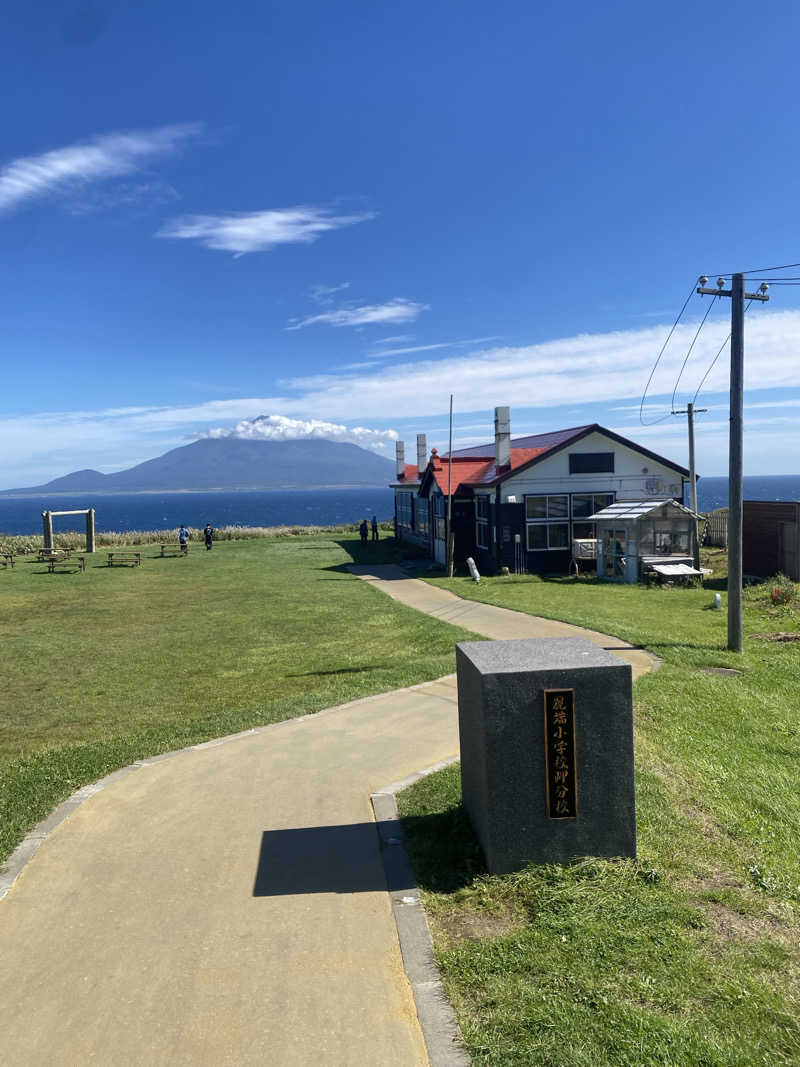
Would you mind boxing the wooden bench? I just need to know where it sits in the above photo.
[107,551,142,567]
[48,555,86,573]
[160,542,189,556]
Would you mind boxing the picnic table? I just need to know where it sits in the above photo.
[38,548,71,562]
[107,551,142,567]
[1,552,15,569]
[160,542,188,556]
[48,555,86,573]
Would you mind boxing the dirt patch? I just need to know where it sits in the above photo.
[701,900,796,952]
[750,631,800,643]
[432,908,521,947]
[696,666,742,676]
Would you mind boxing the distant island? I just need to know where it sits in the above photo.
[2,438,396,495]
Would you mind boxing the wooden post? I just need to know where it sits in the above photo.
[42,511,53,549]
[86,508,96,553]
[728,273,745,652]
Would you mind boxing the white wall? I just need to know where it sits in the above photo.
[500,431,685,503]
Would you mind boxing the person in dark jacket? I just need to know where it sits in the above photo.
[178,524,189,554]
[359,519,368,545]
[203,523,214,550]
[371,515,379,541]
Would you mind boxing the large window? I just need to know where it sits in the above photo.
[396,493,413,528]
[415,498,429,535]
[476,495,490,549]
[571,493,614,539]
[569,452,614,474]
[525,495,569,551]
[433,494,447,541]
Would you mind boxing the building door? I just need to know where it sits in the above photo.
[780,522,798,580]
[603,528,627,578]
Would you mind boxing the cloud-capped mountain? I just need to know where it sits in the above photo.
[2,437,395,494]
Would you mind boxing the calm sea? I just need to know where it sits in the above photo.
[1,477,798,536]
[0,487,397,537]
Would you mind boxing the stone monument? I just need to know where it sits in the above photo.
[456,637,636,873]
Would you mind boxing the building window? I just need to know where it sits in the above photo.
[433,495,447,541]
[476,495,490,548]
[396,493,413,528]
[571,493,614,539]
[569,452,614,474]
[415,499,429,535]
[525,495,569,550]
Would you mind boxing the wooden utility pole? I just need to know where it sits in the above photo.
[447,394,455,577]
[672,401,707,567]
[696,273,769,651]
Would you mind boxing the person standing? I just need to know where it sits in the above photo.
[371,515,379,542]
[203,523,214,550]
[178,524,189,555]
[359,518,368,545]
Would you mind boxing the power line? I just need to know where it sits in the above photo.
[690,298,755,405]
[639,278,698,426]
[671,295,717,411]
[710,261,800,276]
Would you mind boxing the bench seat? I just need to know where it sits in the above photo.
[107,551,142,567]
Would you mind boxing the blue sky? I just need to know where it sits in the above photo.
[3,1,800,487]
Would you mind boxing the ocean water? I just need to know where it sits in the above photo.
[1,477,798,537]
[0,487,397,537]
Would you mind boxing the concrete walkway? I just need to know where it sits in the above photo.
[348,564,656,680]
[0,568,656,1065]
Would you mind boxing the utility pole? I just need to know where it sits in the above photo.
[696,273,769,651]
[447,394,455,577]
[672,401,707,567]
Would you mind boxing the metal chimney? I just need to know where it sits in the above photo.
[495,406,511,471]
[396,441,405,479]
[416,434,427,475]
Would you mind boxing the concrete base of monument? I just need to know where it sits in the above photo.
[456,637,636,874]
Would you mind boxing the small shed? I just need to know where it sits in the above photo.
[589,499,701,583]
[743,500,800,581]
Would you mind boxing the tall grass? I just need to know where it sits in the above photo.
[0,520,394,554]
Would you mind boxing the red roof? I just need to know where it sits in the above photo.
[390,464,420,487]
[428,447,549,493]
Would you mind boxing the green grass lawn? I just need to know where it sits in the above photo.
[0,534,477,864]
[397,562,800,1065]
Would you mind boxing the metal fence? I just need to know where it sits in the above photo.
[701,508,728,548]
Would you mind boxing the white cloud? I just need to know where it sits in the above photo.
[276,309,800,420]
[287,297,427,330]
[199,414,397,453]
[0,124,201,213]
[366,336,500,358]
[375,335,414,344]
[311,282,351,304]
[158,206,375,256]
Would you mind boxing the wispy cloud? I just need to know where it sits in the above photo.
[0,124,201,213]
[287,297,427,331]
[311,281,351,304]
[366,336,500,359]
[158,206,375,256]
[375,335,414,345]
[199,413,397,452]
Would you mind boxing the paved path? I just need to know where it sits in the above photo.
[0,568,656,1065]
[348,565,656,680]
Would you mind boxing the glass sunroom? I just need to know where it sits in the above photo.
[589,499,701,583]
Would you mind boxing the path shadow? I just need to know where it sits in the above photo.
[253,822,416,897]
[287,665,387,676]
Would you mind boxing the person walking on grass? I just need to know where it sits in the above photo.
[359,518,368,545]
[178,524,189,555]
[203,523,214,551]
[371,515,379,542]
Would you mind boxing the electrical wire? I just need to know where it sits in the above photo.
[670,295,718,411]
[639,278,698,425]
[690,299,755,406]
[709,261,800,276]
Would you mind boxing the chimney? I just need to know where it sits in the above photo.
[396,440,405,479]
[416,434,427,475]
[495,406,511,471]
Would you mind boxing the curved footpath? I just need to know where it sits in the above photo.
[0,566,657,1066]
